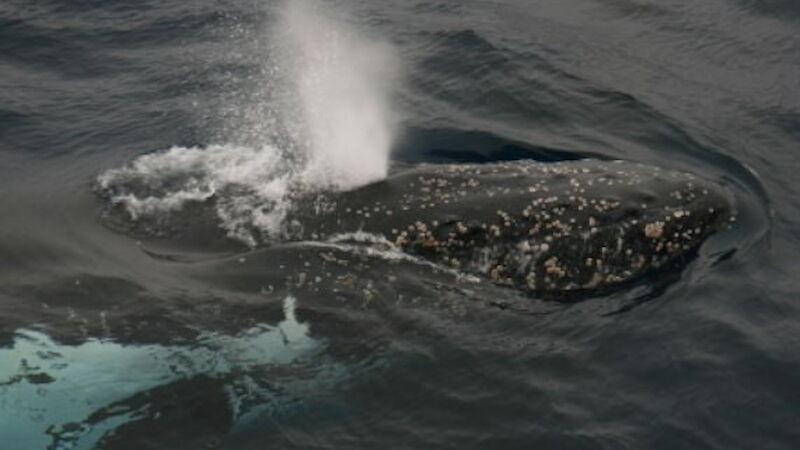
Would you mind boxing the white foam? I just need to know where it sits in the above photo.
[98,143,295,245]
[306,233,482,283]
[98,0,401,246]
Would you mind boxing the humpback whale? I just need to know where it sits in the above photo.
[99,157,734,295]
[285,159,733,294]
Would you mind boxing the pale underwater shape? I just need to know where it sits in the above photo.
[0,297,329,450]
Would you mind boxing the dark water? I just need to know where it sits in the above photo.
[1,0,798,448]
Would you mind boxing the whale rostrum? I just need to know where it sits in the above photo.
[286,159,734,294]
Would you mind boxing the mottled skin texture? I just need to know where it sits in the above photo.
[288,159,734,294]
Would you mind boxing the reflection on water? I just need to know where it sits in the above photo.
[0,297,322,450]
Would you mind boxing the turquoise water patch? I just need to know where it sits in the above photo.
[0,297,322,450]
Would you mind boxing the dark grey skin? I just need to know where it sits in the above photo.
[287,159,734,294]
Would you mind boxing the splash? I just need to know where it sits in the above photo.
[98,0,400,246]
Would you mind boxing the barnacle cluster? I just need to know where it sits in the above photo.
[291,159,733,293]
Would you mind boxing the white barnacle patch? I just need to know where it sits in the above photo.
[543,256,566,278]
[489,265,509,283]
[644,221,664,239]
[525,271,537,289]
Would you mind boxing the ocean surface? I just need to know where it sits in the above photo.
[0,0,798,448]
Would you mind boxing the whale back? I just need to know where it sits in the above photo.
[290,159,734,294]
